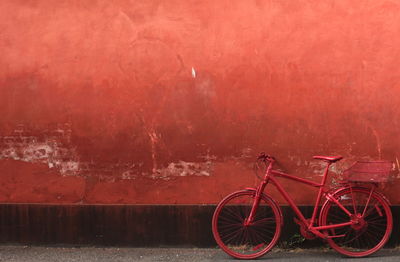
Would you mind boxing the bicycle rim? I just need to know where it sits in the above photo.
[212,190,281,259]
[320,187,392,257]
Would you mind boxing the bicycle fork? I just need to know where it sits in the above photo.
[245,158,276,226]
[244,181,268,226]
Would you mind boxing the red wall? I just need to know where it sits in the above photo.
[1,0,400,204]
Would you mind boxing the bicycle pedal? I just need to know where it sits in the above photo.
[326,234,345,239]
[293,217,301,225]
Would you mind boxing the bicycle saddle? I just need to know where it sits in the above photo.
[313,155,343,163]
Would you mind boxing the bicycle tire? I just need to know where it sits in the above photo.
[319,187,392,257]
[212,190,282,259]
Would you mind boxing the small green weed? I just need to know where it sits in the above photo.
[278,233,305,249]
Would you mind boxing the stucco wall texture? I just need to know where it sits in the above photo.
[1,0,400,204]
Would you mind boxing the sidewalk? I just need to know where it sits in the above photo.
[0,246,399,262]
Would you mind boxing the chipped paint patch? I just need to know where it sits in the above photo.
[309,161,328,176]
[0,139,80,176]
[0,133,214,181]
[121,170,138,180]
[0,125,215,181]
[0,125,80,176]
[149,160,213,180]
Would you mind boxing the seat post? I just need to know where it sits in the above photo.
[309,161,332,227]
[321,162,331,186]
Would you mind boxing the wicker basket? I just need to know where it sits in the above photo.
[343,161,393,183]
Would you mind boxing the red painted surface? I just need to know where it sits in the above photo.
[1,0,400,204]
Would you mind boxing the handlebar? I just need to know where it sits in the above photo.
[257,152,275,162]
[254,152,275,180]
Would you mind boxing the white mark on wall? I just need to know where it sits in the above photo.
[121,171,136,180]
[363,121,382,160]
[149,160,213,180]
[147,129,159,175]
[0,125,215,181]
[329,164,341,175]
[309,161,328,176]
[195,75,216,98]
[230,148,253,162]
[191,67,196,78]
[240,147,252,159]
[0,139,80,176]
[370,127,382,160]
[58,160,80,175]
[0,125,80,176]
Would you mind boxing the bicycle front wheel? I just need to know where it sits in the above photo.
[212,190,281,259]
[319,187,392,257]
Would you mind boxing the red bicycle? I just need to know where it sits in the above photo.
[212,153,393,259]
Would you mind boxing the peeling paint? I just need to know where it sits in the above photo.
[147,129,160,174]
[148,160,213,180]
[0,125,80,176]
[0,139,81,176]
[309,161,328,176]
[229,148,253,162]
[121,170,138,180]
[0,125,215,181]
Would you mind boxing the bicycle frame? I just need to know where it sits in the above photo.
[247,159,365,239]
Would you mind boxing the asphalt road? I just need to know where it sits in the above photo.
[0,246,399,262]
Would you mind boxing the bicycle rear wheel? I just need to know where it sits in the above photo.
[319,187,392,257]
[212,190,281,259]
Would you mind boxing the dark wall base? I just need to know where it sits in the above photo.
[0,204,399,247]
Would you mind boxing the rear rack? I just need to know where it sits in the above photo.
[343,161,394,183]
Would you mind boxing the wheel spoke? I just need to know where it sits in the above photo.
[252,217,276,225]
